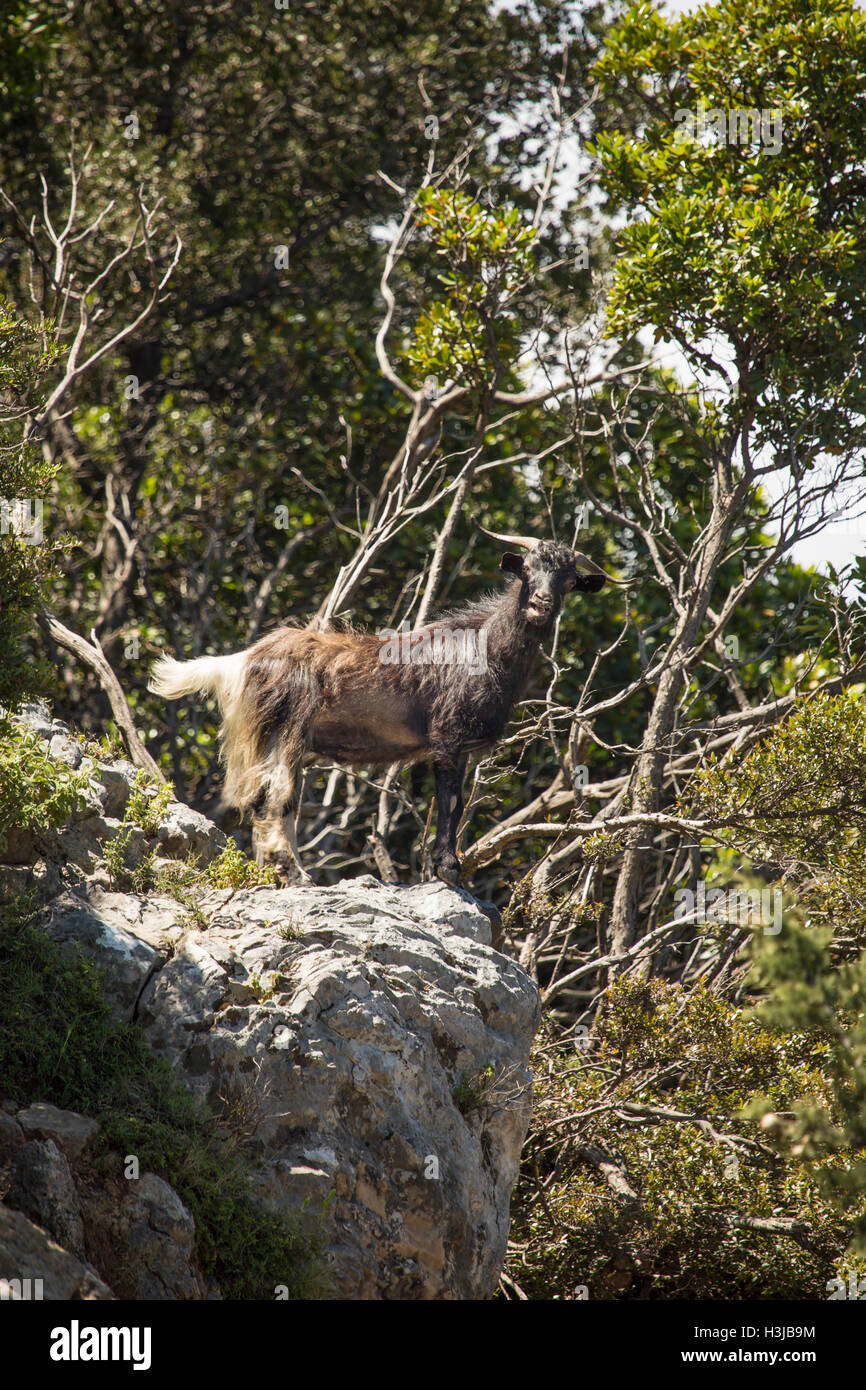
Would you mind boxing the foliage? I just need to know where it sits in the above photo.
[508,982,848,1299]
[124,770,175,835]
[593,0,866,460]
[749,922,866,1251]
[104,811,273,898]
[101,769,175,889]
[510,693,866,1297]
[453,1064,496,1115]
[406,189,538,388]
[679,691,866,1250]
[206,836,276,890]
[0,299,60,708]
[687,692,866,942]
[0,717,89,852]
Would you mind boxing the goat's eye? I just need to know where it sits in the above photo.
[563,573,577,592]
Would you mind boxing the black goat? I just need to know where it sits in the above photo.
[148,530,619,883]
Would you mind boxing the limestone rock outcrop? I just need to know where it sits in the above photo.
[0,706,540,1299]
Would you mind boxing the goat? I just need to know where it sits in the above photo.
[148,530,621,884]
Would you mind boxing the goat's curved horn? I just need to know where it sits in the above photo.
[573,551,633,586]
[476,524,537,550]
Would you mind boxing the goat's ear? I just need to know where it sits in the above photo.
[574,574,606,593]
[500,551,525,576]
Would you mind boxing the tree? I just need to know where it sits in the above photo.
[0,0,632,808]
[0,297,58,709]
[482,0,866,985]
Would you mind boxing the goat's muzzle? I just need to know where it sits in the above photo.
[526,595,553,624]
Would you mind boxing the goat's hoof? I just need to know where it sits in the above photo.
[274,869,312,887]
[269,853,311,887]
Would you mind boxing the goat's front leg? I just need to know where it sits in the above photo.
[431,756,467,885]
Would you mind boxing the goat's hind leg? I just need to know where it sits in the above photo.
[251,767,311,885]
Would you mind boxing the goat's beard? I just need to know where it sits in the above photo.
[524,601,555,627]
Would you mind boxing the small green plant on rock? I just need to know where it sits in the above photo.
[247,971,275,1003]
[100,771,174,889]
[454,1064,495,1115]
[124,770,174,835]
[206,837,275,890]
[0,718,90,854]
[75,729,125,761]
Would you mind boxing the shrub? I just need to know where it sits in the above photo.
[0,717,89,853]
[507,980,849,1299]
[206,836,275,890]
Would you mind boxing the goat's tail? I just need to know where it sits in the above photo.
[149,652,258,807]
[148,653,246,709]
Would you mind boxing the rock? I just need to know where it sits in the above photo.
[4,714,540,1300]
[56,815,135,873]
[2,713,227,873]
[0,824,61,866]
[64,776,112,823]
[13,701,55,738]
[95,762,138,818]
[0,1113,25,1167]
[83,1173,199,1301]
[392,879,494,943]
[15,1103,100,1162]
[134,875,539,1299]
[42,890,164,1021]
[154,802,227,866]
[0,1205,112,1300]
[26,859,67,900]
[49,733,84,769]
[6,1140,85,1258]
